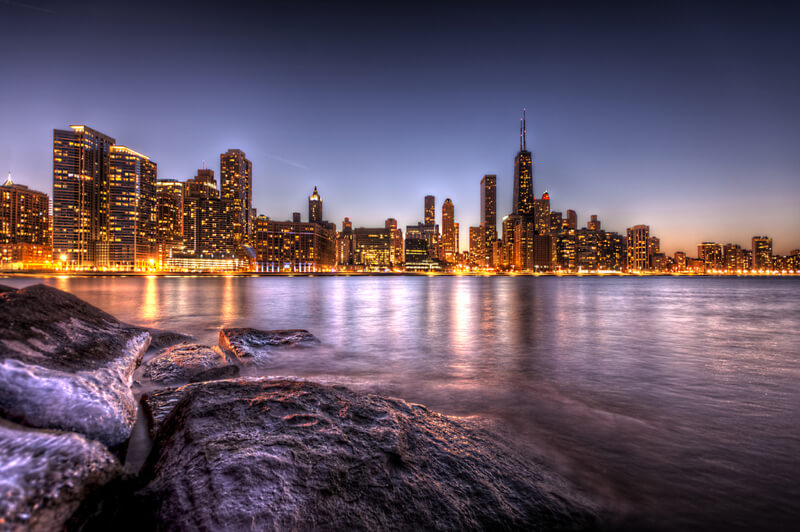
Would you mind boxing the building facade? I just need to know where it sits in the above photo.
[1,174,51,264]
[253,216,336,272]
[220,149,253,243]
[626,225,650,272]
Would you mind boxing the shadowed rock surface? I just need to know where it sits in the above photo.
[147,330,195,350]
[218,327,320,366]
[136,378,600,531]
[142,344,239,386]
[0,420,121,532]
[0,284,150,447]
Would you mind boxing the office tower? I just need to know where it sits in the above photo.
[108,146,157,268]
[480,174,497,242]
[183,169,230,258]
[220,149,252,243]
[308,186,323,224]
[576,228,599,270]
[698,242,723,271]
[53,125,116,266]
[469,226,483,266]
[354,227,392,270]
[253,215,336,272]
[385,218,403,266]
[588,215,601,231]
[550,211,563,234]
[626,225,650,271]
[566,209,577,230]
[336,217,355,267]
[424,195,435,225]
[533,192,551,234]
[512,110,534,215]
[598,231,625,271]
[751,236,773,271]
[156,180,184,259]
[454,222,460,255]
[789,249,800,272]
[441,198,455,263]
[0,173,51,264]
[556,231,577,271]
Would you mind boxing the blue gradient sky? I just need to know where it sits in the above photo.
[1,0,798,254]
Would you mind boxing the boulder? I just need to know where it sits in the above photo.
[0,284,150,447]
[136,378,600,531]
[218,327,319,366]
[0,420,122,531]
[147,329,195,350]
[142,344,239,386]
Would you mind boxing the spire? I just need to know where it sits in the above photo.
[519,118,523,152]
[523,108,527,151]
[2,171,12,187]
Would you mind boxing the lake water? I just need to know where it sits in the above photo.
[3,275,799,530]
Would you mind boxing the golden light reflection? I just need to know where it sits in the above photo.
[141,275,158,321]
[221,275,235,325]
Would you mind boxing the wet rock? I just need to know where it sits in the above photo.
[142,344,238,386]
[0,284,150,447]
[218,327,319,366]
[147,329,195,350]
[136,378,600,531]
[0,420,122,531]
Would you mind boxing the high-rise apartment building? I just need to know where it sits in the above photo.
[424,195,435,225]
[441,198,455,263]
[480,174,497,242]
[253,216,335,272]
[308,186,323,224]
[533,192,551,234]
[220,149,252,243]
[336,217,354,267]
[53,125,116,266]
[751,236,773,271]
[108,146,157,268]
[183,169,231,258]
[1,174,51,264]
[588,215,601,231]
[354,227,392,270]
[156,179,184,259]
[698,242,723,271]
[626,225,650,271]
[385,218,403,266]
[565,209,577,230]
[512,111,534,216]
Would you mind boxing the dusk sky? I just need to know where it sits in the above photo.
[1,0,798,254]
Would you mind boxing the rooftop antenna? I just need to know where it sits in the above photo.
[523,108,527,151]
[519,118,523,152]
[202,160,205,170]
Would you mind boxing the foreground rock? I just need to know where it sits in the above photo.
[136,378,600,530]
[142,343,239,386]
[0,284,150,447]
[0,420,121,531]
[218,327,320,366]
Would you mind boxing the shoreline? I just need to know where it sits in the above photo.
[1,270,798,278]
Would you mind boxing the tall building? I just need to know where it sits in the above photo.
[698,242,723,271]
[220,149,252,243]
[385,218,403,266]
[308,186,323,223]
[156,179,184,259]
[108,145,157,268]
[354,227,392,270]
[336,217,354,267]
[52,125,116,266]
[480,174,497,243]
[512,110,534,215]
[752,236,773,271]
[626,225,650,271]
[565,209,577,230]
[588,215,601,231]
[550,211,563,234]
[533,192,551,234]
[182,169,231,258]
[0,173,51,264]
[469,225,483,266]
[441,198,455,263]
[253,216,335,272]
[722,243,746,272]
[424,195,435,225]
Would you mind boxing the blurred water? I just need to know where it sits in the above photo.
[3,275,799,530]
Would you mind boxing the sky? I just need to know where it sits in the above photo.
[1,0,799,255]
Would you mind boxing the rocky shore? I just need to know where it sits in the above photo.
[0,284,603,531]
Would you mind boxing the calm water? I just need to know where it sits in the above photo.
[3,275,799,530]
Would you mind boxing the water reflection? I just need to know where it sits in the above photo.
[1,275,799,530]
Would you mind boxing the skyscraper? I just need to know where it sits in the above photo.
[385,218,403,266]
[424,195,435,225]
[626,225,650,272]
[512,110,534,216]
[156,179,184,259]
[1,173,50,264]
[441,198,455,263]
[752,236,773,271]
[480,174,497,242]
[108,145,157,268]
[220,149,252,243]
[52,125,116,266]
[309,186,323,223]
[183,168,230,258]
[588,215,601,231]
[566,209,577,230]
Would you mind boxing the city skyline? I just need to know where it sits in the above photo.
[1,1,799,254]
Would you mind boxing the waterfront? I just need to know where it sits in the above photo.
[2,275,799,530]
